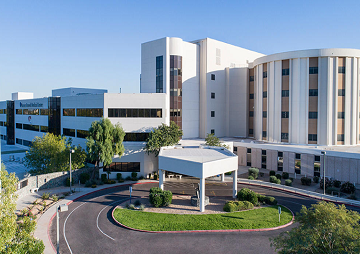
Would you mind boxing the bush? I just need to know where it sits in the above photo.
[320,178,334,189]
[150,187,163,194]
[91,184,97,188]
[285,179,292,186]
[154,174,158,180]
[138,176,144,180]
[101,174,107,182]
[139,204,145,210]
[275,174,282,180]
[65,177,74,187]
[79,172,90,184]
[149,188,173,207]
[282,172,289,179]
[125,176,132,181]
[301,177,311,186]
[127,204,135,210]
[264,196,277,205]
[333,180,342,188]
[270,176,278,183]
[248,176,254,180]
[162,190,173,206]
[131,172,138,178]
[237,188,258,205]
[340,182,356,194]
[134,200,141,206]
[225,171,232,175]
[223,201,254,212]
[223,201,237,212]
[109,180,116,184]
[258,194,266,203]
[313,176,319,183]
[248,167,259,179]
[149,193,163,207]
[42,192,50,200]
[289,177,294,182]
[276,179,281,184]
[116,173,123,181]
[85,179,94,187]
[51,194,59,202]
[326,187,340,195]
[269,170,276,176]
[118,179,124,183]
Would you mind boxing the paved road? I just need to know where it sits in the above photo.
[50,181,360,254]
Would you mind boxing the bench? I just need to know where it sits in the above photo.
[30,188,39,193]
[175,174,182,179]
[167,174,174,178]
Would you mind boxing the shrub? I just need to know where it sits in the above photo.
[138,176,144,180]
[289,177,294,182]
[223,201,237,212]
[149,193,163,207]
[333,180,342,188]
[139,204,145,210]
[320,178,334,189]
[101,174,107,182]
[79,172,90,184]
[248,176,254,180]
[225,171,232,175]
[85,180,93,187]
[257,194,266,203]
[131,172,138,178]
[65,177,74,187]
[239,201,254,210]
[248,167,259,179]
[282,172,289,179]
[42,192,50,200]
[150,187,163,194]
[285,179,292,186]
[237,188,258,205]
[275,174,282,180]
[301,177,311,186]
[154,174,158,180]
[276,179,281,184]
[134,200,141,206]
[162,190,173,206]
[269,170,276,176]
[326,187,340,195]
[125,176,132,181]
[223,201,254,212]
[313,176,319,183]
[91,184,97,188]
[340,182,356,194]
[109,180,116,184]
[118,179,124,183]
[264,196,277,205]
[270,176,278,183]
[348,194,357,200]
[51,194,59,202]
[116,173,123,181]
[128,204,135,210]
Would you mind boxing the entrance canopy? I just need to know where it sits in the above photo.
[158,146,238,212]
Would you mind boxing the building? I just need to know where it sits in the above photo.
[1,37,360,183]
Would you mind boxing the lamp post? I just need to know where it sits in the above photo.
[57,204,68,254]
[321,151,326,195]
[69,149,75,192]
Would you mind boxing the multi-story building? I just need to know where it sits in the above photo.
[1,37,360,183]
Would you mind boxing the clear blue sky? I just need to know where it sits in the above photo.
[1,0,360,101]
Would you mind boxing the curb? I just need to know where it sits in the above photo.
[111,201,295,234]
[47,181,156,253]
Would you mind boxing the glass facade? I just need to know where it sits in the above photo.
[63,128,75,137]
[108,108,162,118]
[48,97,61,135]
[124,133,150,142]
[170,55,182,129]
[76,108,103,117]
[156,56,163,93]
[103,162,141,172]
[63,108,75,116]
[6,100,15,145]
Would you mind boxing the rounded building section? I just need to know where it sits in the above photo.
[248,49,360,146]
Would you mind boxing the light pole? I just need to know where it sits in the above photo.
[57,204,68,254]
[321,151,326,195]
[69,149,75,192]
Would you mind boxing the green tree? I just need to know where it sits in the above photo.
[86,118,125,175]
[0,163,44,253]
[24,133,86,174]
[144,121,183,156]
[204,133,229,149]
[271,201,360,254]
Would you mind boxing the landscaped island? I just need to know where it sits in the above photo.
[113,205,293,231]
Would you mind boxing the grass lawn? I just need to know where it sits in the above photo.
[113,205,293,231]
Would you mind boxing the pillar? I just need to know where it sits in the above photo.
[159,169,165,190]
[221,173,225,182]
[233,169,238,198]
[199,177,205,212]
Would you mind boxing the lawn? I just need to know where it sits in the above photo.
[113,205,293,231]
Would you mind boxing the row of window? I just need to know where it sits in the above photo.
[156,56,164,93]
[170,109,181,117]
[0,109,6,114]
[62,128,89,139]
[108,108,162,118]
[75,108,103,117]
[16,139,33,147]
[0,121,6,126]
[103,162,141,172]
[15,123,48,132]
[251,89,319,99]
[16,109,49,115]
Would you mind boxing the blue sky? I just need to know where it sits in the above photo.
[1,0,360,101]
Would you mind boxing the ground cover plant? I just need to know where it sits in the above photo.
[113,205,292,231]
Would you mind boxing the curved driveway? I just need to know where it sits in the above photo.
[49,181,360,254]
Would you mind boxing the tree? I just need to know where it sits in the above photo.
[204,133,229,149]
[86,118,125,175]
[24,133,86,174]
[0,163,44,253]
[271,201,360,254]
[144,121,183,156]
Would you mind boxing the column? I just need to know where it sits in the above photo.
[159,169,165,190]
[221,173,225,182]
[199,177,205,212]
[233,169,238,198]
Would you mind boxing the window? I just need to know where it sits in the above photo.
[170,109,181,117]
[247,148,251,153]
[211,129,215,134]
[308,134,317,141]
[263,71,267,78]
[338,66,345,74]
[309,112,318,119]
[108,108,162,118]
[263,91,267,98]
[278,152,283,171]
[309,67,318,74]
[40,126,48,132]
[246,148,251,166]
[249,111,254,117]
[263,111,267,118]
[309,89,318,96]
[211,93,215,99]
[23,140,32,147]
[76,108,103,117]
[156,56,163,93]
[249,94,254,99]
[282,68,289,76]
[77,129,90,139]
[211,111,215,117]
[249,129,253,135]
[16,138,22,145]
[249,76,254,82]
[40,109,49,115]
[337,134,344,141]
[23,124,39,132]
[295,154,301,174]
[296,153,301,160]
[103,162,141,172]
[281,111,289,118]
[16,109,22,115]
[16,123,22,129]
[63,128,75,137]
[123,133,150,142]
[211,74,215,80]
[261,150,266,169]
[233,147,237,152]
[262,131,267,138]
[282,90,289,97]
[281,133,288,140]
[314,155,320,177]
[338,112,345,119]
[63,108,75,116]
[338,89,345,96]
[23,109,39,115]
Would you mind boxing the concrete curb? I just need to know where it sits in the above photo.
[111,201,295,234]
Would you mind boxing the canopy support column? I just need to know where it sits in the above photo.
[221,173,225,182]
[199,177,205,212]
[159,169,165,190]
[233,169,237,198]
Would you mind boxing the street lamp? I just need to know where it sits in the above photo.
[57,204,68,254]
[321,151,326,195]
[69,149,75,192]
